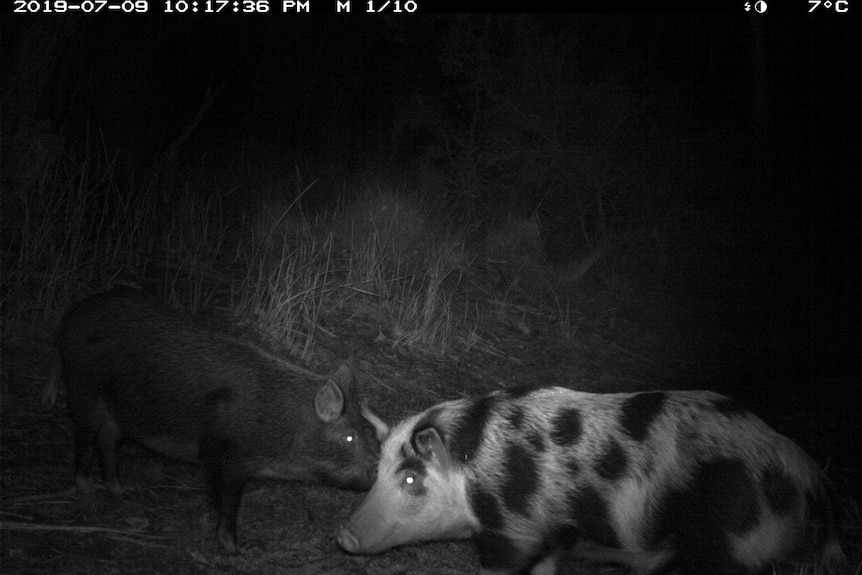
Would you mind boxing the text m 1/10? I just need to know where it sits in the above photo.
[366,0,417,12]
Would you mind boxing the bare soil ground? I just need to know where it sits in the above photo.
[2,284,859,575]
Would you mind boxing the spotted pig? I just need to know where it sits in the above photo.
[337,386,845,575]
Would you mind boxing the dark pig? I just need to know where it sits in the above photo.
[337,387,845,575]
[52,287,387,553]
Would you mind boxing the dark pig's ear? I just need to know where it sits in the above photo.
[315,379,346,422]
[331,364,355,394]
[413,427,453,468]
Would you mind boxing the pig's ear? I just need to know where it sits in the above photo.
[331,364,355,394]
[361,400,390,440]
[315,379,346,422]
[413,427,452,467]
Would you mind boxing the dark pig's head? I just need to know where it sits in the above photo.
[290,365,389,490]
[337,403,479,554]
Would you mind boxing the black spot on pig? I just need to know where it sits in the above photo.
[702,458,760,535]
[508,406,525,431]
[550,408,582,446]
[569,485,619,548]
[549,524,580,551]
[502,443,539,514]
[595,440,628,481]
[449,395,497,463]
[762,466,799,516]
[565,457,581,479]
[472,485,504,532]
[619,391,666,441]
[651,457,758,570]
[526,430,545,453]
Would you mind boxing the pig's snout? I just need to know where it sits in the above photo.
[336,526,362,553]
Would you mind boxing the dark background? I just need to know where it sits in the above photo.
[3,12,860,471]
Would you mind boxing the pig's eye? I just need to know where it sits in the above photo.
[403,471,426,495]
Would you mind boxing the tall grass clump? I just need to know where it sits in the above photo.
[3,140,492,361]
[1,148,150,323]
[231,209,337,362]
[334,184,475,356]
[2,144,245,327]
[386,237,465,355]
[153,175,237,311]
